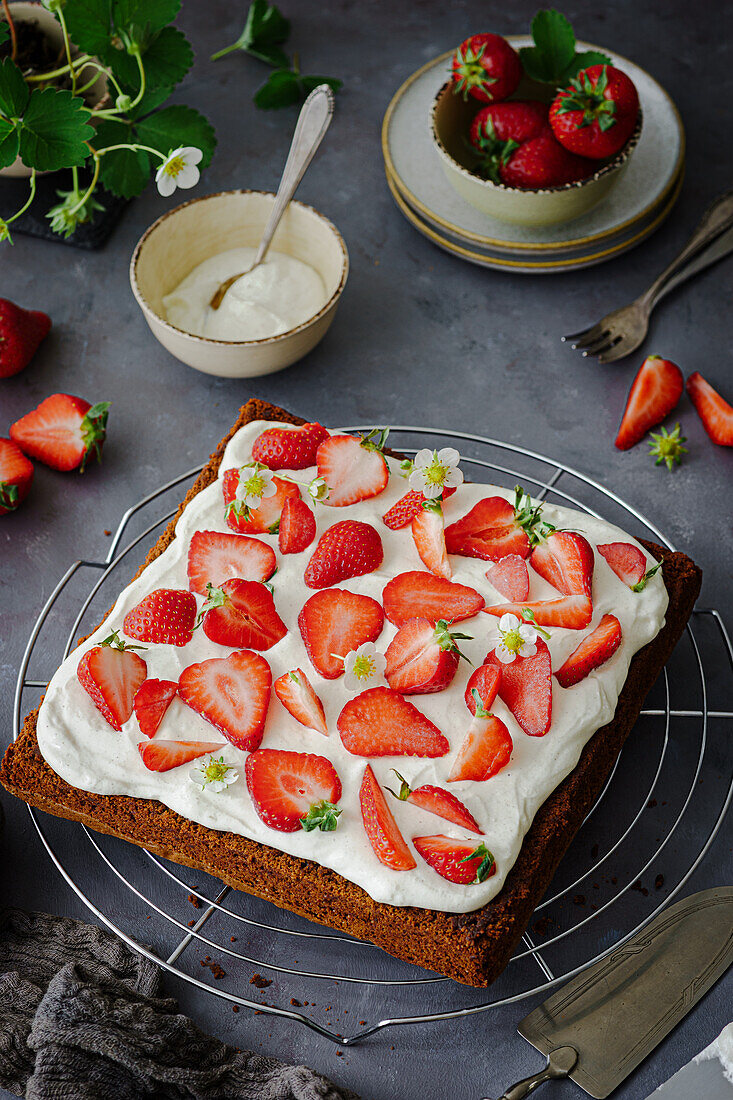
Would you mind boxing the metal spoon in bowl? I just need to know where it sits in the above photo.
[209,84,335,311]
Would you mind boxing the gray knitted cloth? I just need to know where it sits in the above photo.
[0,909,358,1100]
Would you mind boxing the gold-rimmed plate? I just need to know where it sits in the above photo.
[382,39,685,258]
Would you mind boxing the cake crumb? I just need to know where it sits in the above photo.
[230,936,237,942]
[533,916,553,936]
[211,963,226,979]
[647,798,657,808]
[250,974,272,989]
[103,529,111,536]
[573,894,586,906]
[188,894,202,908]
[359,1020,367,1026]
[655,874,664,890]
[232,1005,239,1013]
[187,919,195,927]
[290,998,302,1007]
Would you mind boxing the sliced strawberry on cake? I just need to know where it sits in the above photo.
[382,571,484,628]
[178,650,271,751]
[246,748,342,832]
[449,665,512,782]
[299,589,384,680]
[413,835,496,884]
[200,579,287,650]
[444,486,551,562]
[251,421,329,469]
[138,740,224,772]
[123,588,197,646]
[412,501,451,579]
[133,678,178,738]
[387,771,482,832]
[274,668,328,735]
[530,530,594,598]
[555,614,622,688]
[385,617,471,695]
[597,542,662,591]
[316,430,389,506]
[360,764,416,870]
[187,530,276,595]
[485,636,552,737]
[278,497,316,554]
[304,520,383,589]
[222,466,300,535]
[77,632,147,731]
[486,554,529,601]
[381,485,457,530]
[338,687,449,757]
[484,595,592,629]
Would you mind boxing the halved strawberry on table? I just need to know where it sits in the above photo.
[178,650,271,751]
[687,371,733,446]
[222,467,299,535]
[413,835,496,885]
[360,764,416,871]
[304,520,383,589]
[449,665,512,782]
[299,588,384,680]
[246,748,342,833]
[555,614,622,689]
[77,631,147,731]
[123,588,197,646]
[274,668,328,736]
[381,485,457,530]
[316,429,389,507]
[133,678,178,738]
[0,437,33,516]
[138,740,224,773]
[445,486,551,562]
[338,687,449,758]
[486,554,529,601]
[387,770,482,833]
[485,638,552,737]
[385,617,471,695]
[251,421,329,469]
[615,356,684,451]
[278,496,316,554]
[382,571,484,628]
[200,579,287,650]
[10,394,110,473]
[187,530,276,595]
[412,501,451,579]
[597,542,662,591]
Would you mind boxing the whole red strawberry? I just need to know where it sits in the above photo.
[123,588,197,646]
[500,131,594,189]
[550,65,639,159]
[0,299,51,378]
[0,437,33,515]
[452,33,521,103]
[251,422,329,470]
[470,100,549,181]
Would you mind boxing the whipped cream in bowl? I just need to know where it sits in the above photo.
[36,419,668,915]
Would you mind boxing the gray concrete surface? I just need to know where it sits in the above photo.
[1,1,731,1098]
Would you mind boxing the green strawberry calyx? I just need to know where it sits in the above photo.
[0,480,20,511]
[433,619,473,663]
[99,629,146,652]
[385,769,412,801]
[648,422,687,472]
[632,560,663,592]
[452,42,497,101]
[80,401,111,473]
[460,841,496,884]
[556,66,617,131]
[300,799,342,833]
[513,485,555,546]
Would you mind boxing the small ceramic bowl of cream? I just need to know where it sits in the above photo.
[130,190,349,378]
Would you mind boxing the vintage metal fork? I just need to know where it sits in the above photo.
[563,189,733,363]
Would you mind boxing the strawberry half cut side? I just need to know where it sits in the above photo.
[338,687,449,758]
[274,668,328,736]
[387,770,482,833]
[200,579,287,651]
[382,571,484,628]
[597,542,661,591]
[138,740,223,773]
[77,632,147,731]
[529,531,594,598]
[187,530,276,594]
[316,431,389,508]
[686,371,733,446]
[222,469,300,535]
[411,502,451,579]
[0,437,33,515]
[298,589,384,680]
[444,486,552,562]
[485,554,529,602]
[178,650,272,751]
[360,764,416,871]
[133,678,178,738]
[485,638,552,737]
[10,394,110,473]
[246,748,342,833]
[555,614,622,689]
[413,835,496,885]
[385,617,471,695]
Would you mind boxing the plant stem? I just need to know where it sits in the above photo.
[127,49,146,110]
[4,169,36,227]
[55,6,76,95]
[67,153,100,216]
[24,54,92,82]
[1,0,17,63]
[210,40,241,62]
[92,141,167,161]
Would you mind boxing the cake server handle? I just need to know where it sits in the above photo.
[483,1046,578,1099]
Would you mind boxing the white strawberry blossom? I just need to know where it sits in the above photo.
[307,476,330,502]
[408,447,464,500]
[235,462,277,508]
[190,755,239,793]
[155,146,203,197]
[487,613,538,665]
[343,642,386,692]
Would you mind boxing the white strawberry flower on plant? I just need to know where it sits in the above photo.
[155,146,204,197]
[408,447,464,500]
[343,642,386,692]
[190,755,238,793]
[487,612,538,665]
[235,462,277,508]
[307,476,330,503]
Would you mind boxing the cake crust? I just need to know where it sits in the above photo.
[0,399,702,986]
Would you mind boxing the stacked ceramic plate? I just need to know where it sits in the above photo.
[382,38,685,273]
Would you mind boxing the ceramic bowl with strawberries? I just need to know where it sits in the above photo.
[432,22,642,227]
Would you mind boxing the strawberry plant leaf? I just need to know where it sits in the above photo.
[520,9,576,83]
[0,58,29,118]
[134,104,217,166]
[19,89,94,172]
[301,75,343,95]
[560,49,612,83]
[113,0,180,36]
[253,68,301,109]
[93,118,150,197]
[0,21,8,48]
[104,26,193,91]
[211,0,290,66]
[62,0,113,57]
[0,117,19,170]
[125,84,173,120]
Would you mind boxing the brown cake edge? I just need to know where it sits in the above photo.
[0,399,702,987]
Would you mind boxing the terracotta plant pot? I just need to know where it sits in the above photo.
[0,1,109,179]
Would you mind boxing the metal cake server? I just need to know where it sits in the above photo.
[486,887,733,1099]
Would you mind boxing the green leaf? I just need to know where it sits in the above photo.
[125,84,173,120]
[19,89,94,172]
[519,8,576,83]
[64,0,113,57]
[0,58,29,118]
[93,117,150,197]
[134,104,216,167]
[211,0,290,66]
[113,0,180,35]
[301,75,342,95]
[0,117,19,169]
[105,26,193,91]
[559,49,613,83]
[0,20,8,48]
[254,68,301,109]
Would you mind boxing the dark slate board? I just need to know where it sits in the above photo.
[0,166,129,249]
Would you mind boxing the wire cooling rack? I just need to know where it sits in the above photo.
[13,426,733,1046]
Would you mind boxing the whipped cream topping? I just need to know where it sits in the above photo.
[36,420,668,914]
